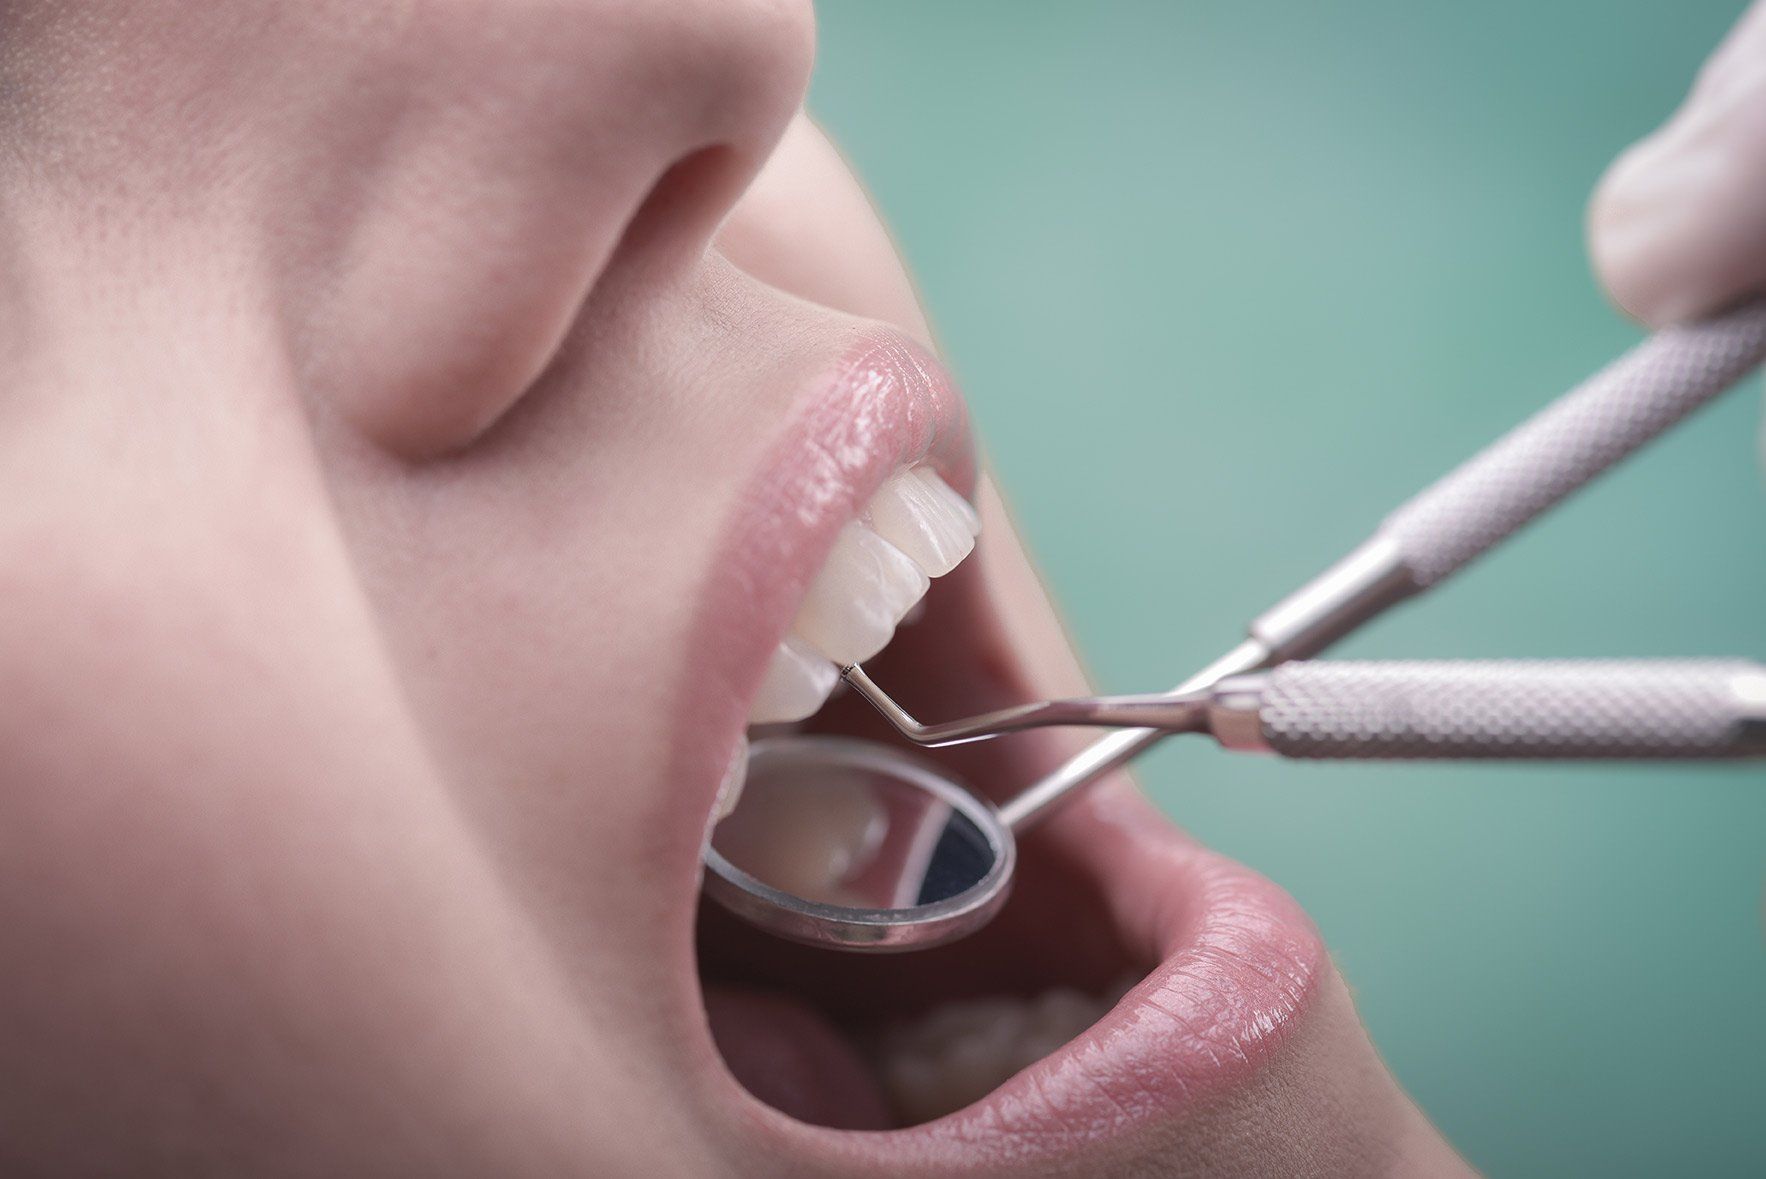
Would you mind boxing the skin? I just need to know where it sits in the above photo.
[1590,0,1766,349]
[1,0,1737,1172]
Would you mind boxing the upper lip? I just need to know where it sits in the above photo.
[674,328,1326,1169]
[672,325,976,827]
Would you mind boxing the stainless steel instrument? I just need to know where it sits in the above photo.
[702,301,1766,952]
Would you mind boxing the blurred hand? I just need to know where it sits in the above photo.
[1590,2,1766,470]
[1590,3,1766,326]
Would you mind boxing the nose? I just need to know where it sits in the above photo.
[591,0,819,252]
[301,0,817,457]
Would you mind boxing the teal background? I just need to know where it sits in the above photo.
[811,3,1764,1175]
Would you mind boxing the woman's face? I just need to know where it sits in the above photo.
[0,2,1464,1173]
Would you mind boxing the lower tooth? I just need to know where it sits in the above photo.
[939,1035,1012,1115]
[868,981,1132,1123]
[705,754,888,905]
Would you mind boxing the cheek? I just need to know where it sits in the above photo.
[718,116,934,346]
[313,265,833,951]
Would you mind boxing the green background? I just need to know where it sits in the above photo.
[811,3,1764,1175]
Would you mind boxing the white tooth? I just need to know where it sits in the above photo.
[939,1033,1012,1114]
[865,468,978,577]
[881,1052,952,1126]
[747,637,839,724]
[1034,987,1104,1033]
[920,467,981,536]
[710,736,749,825]
[705,752,886,906]
[1016,1031,1067,1066]
[869,984,1120,1123]
[791,523,928,666]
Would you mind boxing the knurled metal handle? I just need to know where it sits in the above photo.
[1018,308,1766,830]
[1380,301,1766,587]
[1250,301,1766,662]
[1243,660,1766,760]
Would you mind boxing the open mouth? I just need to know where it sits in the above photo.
[698,533,1146,1131]
[685,334,1327,1159]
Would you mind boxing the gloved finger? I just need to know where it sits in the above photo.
[1589,0,1766,327]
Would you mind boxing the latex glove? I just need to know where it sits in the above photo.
[1591,3,1766,326]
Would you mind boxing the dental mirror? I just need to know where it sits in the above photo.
[702,636,1275,954]
[702,643,1269,953]
[702,735,1016,952]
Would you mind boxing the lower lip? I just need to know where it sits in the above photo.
[701,752,1325,1166]
[995,785,1323,1119]
[860,787,1323,1162]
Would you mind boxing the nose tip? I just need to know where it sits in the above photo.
[683,0,818,157]
[575,0,819,277]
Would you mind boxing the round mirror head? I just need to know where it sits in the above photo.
[702,735,1014,952]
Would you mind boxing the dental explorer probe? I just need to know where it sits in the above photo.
[846,658,1766,757]
[845,299,1766,830]
[707,658,1766,954]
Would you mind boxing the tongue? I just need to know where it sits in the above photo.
[703,986,893,1130]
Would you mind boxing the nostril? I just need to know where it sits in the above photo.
[609,0,817,265]
[612,146,750,269]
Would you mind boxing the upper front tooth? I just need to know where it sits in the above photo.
[710,736,750,825]
[706,751,888,906]
[792,522,929,666]
[865,468,979,578]
[748,637,840,724]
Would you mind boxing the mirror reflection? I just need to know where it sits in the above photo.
[710,740,998,910]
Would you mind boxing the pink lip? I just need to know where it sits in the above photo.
[671,328,975,805]
[913,787,1324,1159]
[676,330,1326,1167]
[711,778,1327,1169]
[655,327,975,962]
